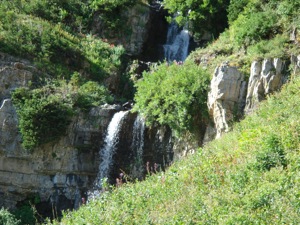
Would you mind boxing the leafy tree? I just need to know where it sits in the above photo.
[133,61,210,136]
[163,0,230,39]
[227,0,248,24]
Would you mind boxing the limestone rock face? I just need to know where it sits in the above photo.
[125,4,151,56]
[291,55,300,75]
[0,99,22,154]
[207,63,246,138]
[245,59,286,113]
[93,3,151,56]
[0,103,117,215]
[0,53,34,101]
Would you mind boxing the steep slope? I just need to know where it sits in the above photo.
[54,75,300,224]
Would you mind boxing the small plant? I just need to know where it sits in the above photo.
[0,208,20,225]
[255,134,287,171]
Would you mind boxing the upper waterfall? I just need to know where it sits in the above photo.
[163,21,190,62]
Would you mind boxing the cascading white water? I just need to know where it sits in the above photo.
[88,111,128,200]
[163,21,190,62]
[131,115,145,178]
[95,111,129,188]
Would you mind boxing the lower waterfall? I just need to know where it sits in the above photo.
[131,115,145,179]
[95,110,129,188]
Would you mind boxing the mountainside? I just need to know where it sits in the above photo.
[0,0,300,224]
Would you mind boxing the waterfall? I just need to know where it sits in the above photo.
[163,21,190,62]
[95,111,129,188]
[131,115,145,179]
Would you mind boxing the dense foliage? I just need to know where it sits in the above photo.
[12,78,113,150]
[0,0,136,149]
[228,0,300,49]
[162,0,230,39]
[12,87,73,150]
[53,75,300,224]
[189,0,300,75]
[47,0,300,223]
[133,62,210,136]
[0,7,125,80]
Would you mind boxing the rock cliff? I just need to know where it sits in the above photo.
[0,102,117,216]
[207,63,246,139]
[245,58,286,114]
[0,52,173,215]
[206,58,288,141]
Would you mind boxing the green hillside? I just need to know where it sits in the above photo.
[53,75,300,224]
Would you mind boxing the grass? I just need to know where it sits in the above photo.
[51,75,300,224]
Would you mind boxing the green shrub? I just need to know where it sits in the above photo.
[255,134,287,171]
[247,34,289,60]
[133,61,210,136]
[230,11,279,47]
[0,208,20,225]
[74,81,113,110]
[13,205,36,225]
[227,0,249,24]
[12,87,73,150]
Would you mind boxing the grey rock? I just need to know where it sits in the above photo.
[207,63,246,139]
[245,58,286,114]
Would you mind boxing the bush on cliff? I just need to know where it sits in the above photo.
[12,87,73,150]
[133,61,210,136]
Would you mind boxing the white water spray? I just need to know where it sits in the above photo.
[95,111,129,188]
[163,21,190,62]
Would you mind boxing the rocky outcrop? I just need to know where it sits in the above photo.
[0,99,22,154]
[245,59,286,114]
[291,55,300,75]
[206,58,288,141]
[207,63,246,139]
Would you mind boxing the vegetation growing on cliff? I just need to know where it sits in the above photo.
[2,0,300,223]
[0,0,134,150]
[0,208,20,225]
[133,61,210,136]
